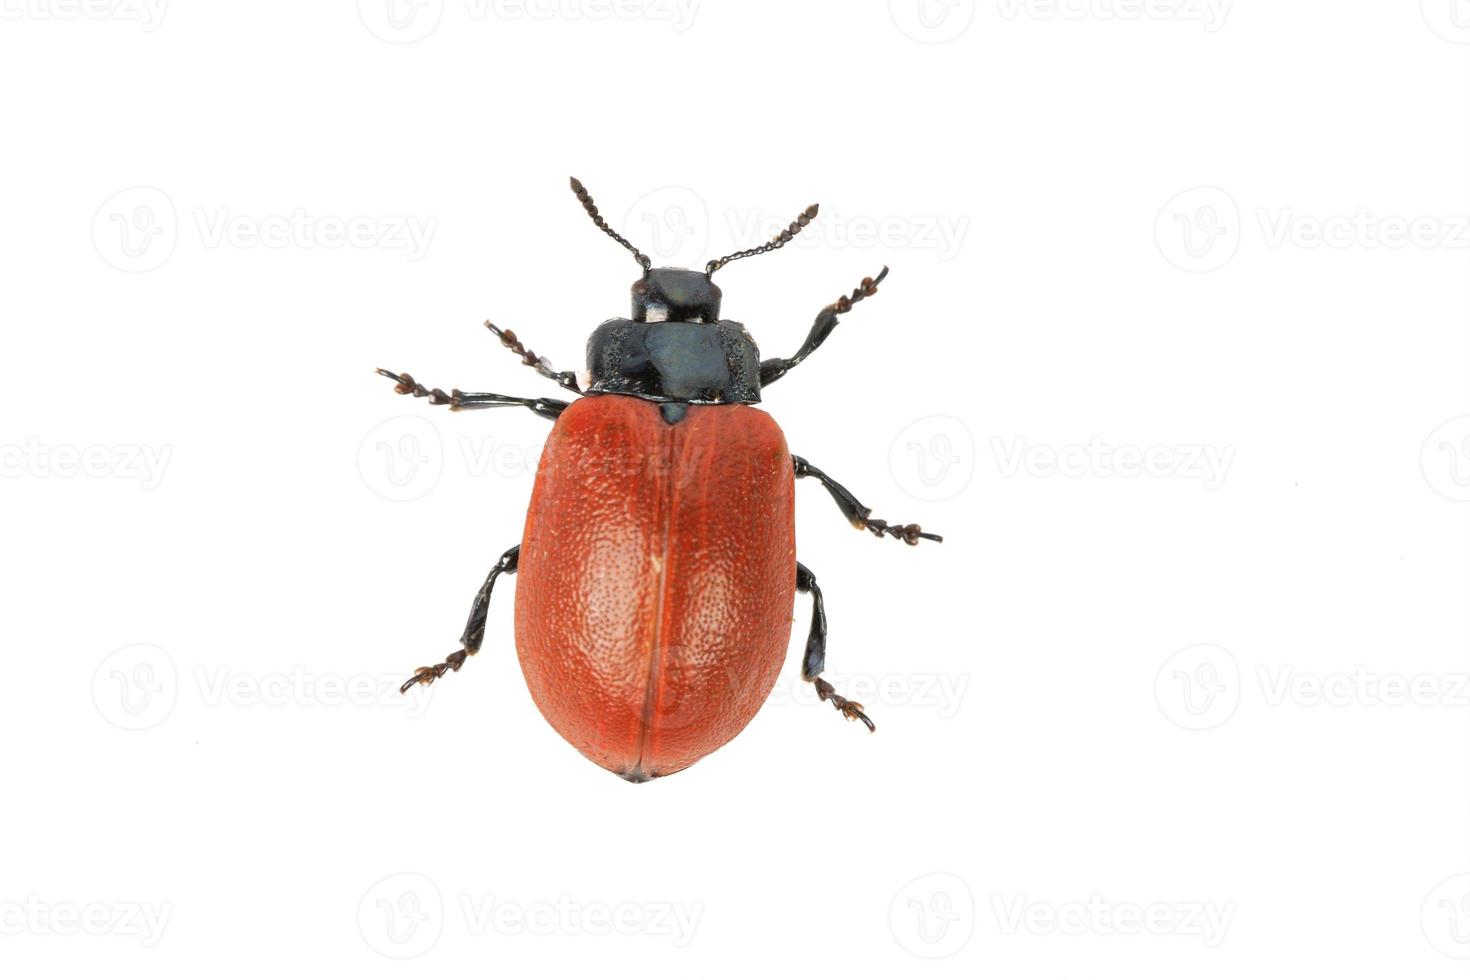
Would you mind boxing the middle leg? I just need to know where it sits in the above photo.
[399,545,520,694]
[793,455,941,545]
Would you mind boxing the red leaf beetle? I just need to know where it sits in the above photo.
[378,178,941,781]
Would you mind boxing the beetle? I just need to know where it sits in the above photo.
[378,178,941,781]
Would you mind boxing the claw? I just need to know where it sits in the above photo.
[841,702,877,733]
[814,677,877,733]
[398,649,470,695]
[399,668,436,695]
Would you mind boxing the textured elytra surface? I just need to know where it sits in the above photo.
[515,395,796,780]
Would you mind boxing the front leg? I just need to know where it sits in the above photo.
[376,369,568,420]
[759,266,888,387]
[793,455,942,545]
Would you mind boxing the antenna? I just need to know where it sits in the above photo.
[568,177,651,271]
[705,203,819,276]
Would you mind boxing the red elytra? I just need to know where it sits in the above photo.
[380,179,940,782]
[515,397,795,781]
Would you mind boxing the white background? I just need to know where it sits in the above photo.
[1,1,1467,977]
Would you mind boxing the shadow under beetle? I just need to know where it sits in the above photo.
[378,178,941,782]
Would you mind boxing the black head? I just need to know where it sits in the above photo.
[568,177,821,406]
[632,268,721,323]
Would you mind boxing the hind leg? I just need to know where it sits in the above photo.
[796,562,875,732]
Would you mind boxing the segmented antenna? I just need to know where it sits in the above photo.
[705,203,819,276]
[569,176,651,271]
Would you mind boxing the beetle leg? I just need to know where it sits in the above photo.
[483,321,582,394]
[796,562,875,733]
[399,545,520,694]
[793,455,942,545]
[376,369,568,420]
[759,266,887,387]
